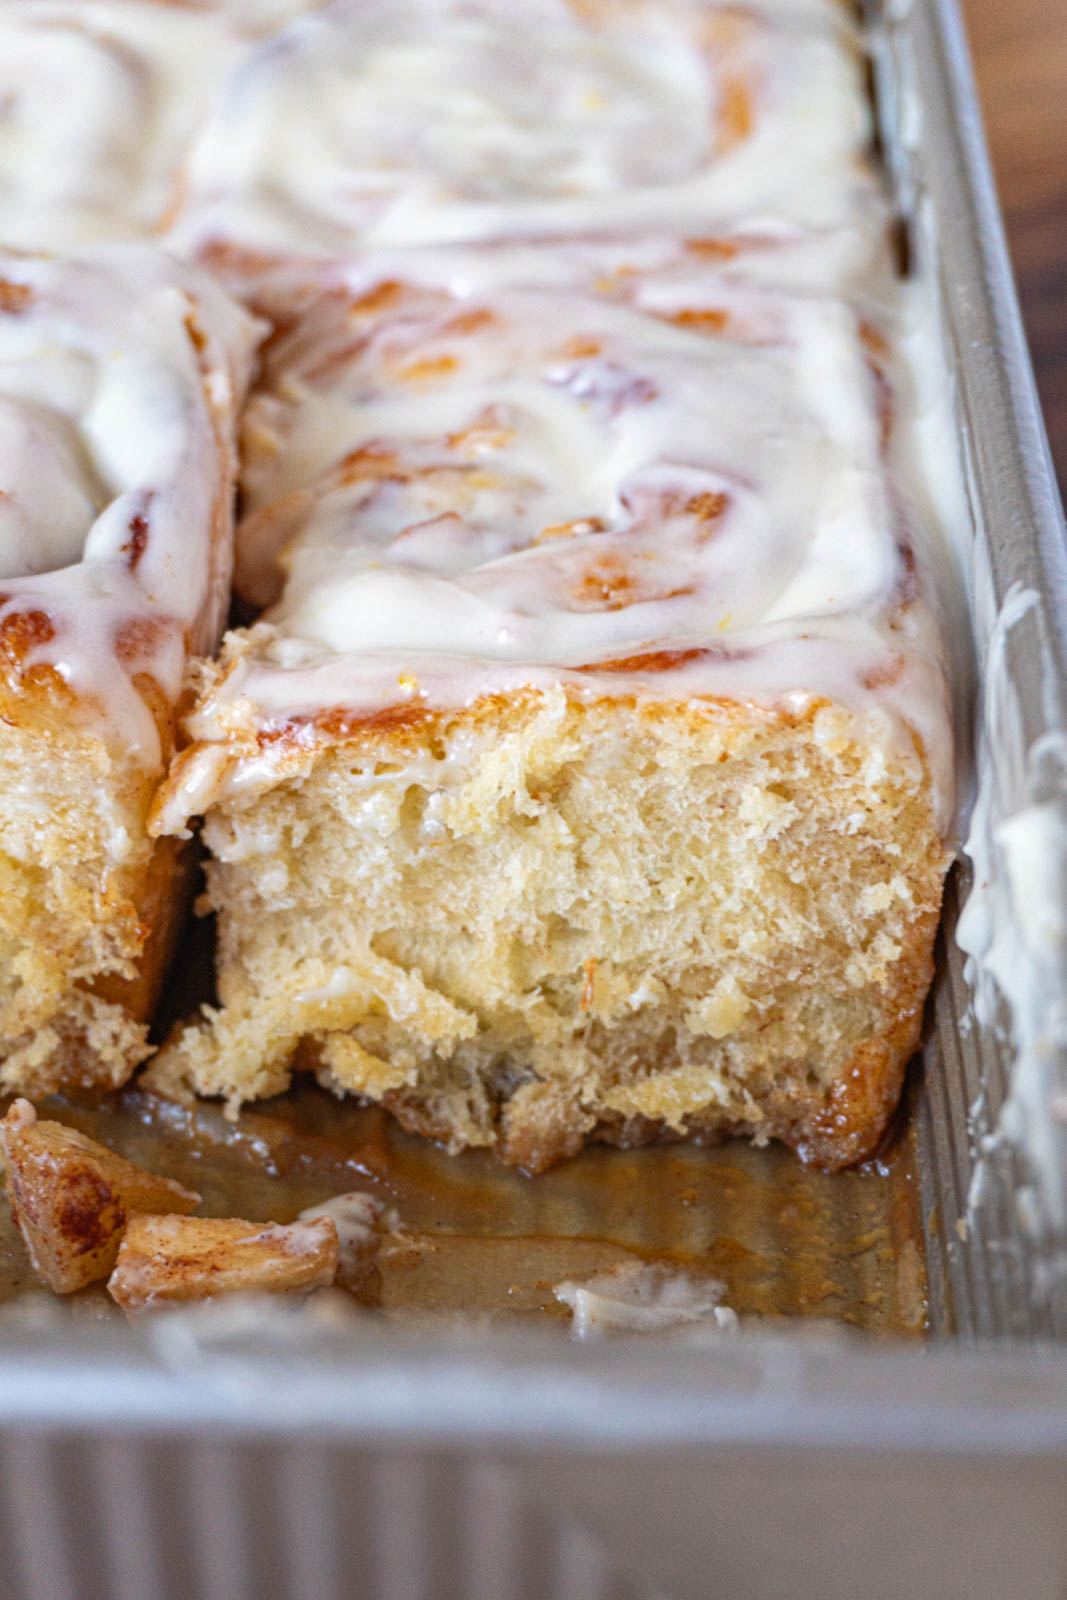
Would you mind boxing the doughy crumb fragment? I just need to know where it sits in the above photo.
[108,1213,339,1309]
[0,1099,199,1293]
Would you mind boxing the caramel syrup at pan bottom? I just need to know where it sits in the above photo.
[0,1075,928,1334]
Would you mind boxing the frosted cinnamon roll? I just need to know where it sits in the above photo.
[0,2,238,249]
[149,257,951,1172]
[171,0,888,279]
[0,1,326,252]
[0,245,261,1096]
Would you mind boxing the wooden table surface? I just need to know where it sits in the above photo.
[963,0,1067,496]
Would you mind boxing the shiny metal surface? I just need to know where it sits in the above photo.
[1,0,1067,1595]
[875,0,1067,1338]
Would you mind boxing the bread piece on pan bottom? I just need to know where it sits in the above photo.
[147,686,947,1173]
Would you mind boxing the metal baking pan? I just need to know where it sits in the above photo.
[3,0,1067,1595]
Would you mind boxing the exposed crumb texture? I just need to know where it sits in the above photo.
[0,1099,199,1292]
[0,724,189,1098]
[147,690,947,1171]
[107,1213,339,1308]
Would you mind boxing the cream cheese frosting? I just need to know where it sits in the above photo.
[0,245,261,765]
[241,276,898,647]
[0,0,331,253]
[170,0,887,261]
[0,3,245,251]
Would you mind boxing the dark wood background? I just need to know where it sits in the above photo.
[964,0,1067,497]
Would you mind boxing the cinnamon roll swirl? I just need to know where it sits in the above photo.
[0,0,327,251]
[170,0,890,290]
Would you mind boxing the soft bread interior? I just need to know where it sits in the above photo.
[146,688,947,1171]
[0,715,184,1096]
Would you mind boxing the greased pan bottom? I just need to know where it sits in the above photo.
[0,1072,928,1335]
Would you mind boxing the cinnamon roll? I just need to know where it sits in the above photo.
[0,245,260,1096]
[0,0,328,252]
[170,0,890,292]
[148,252,951,1171]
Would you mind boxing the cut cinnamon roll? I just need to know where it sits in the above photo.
[148,255,951,1172]
[0,245,260,1096]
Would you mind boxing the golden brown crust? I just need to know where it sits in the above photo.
[88,835,198,1028]
[593,989,925,1175]
[769,911,937,1169]
[497,1082,595,1172]
[152,629,851,838]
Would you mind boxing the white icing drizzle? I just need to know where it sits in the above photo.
[0,245,261,766]
[249,285,897,636]
[170,0,887,260]
[0,0,924,857]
